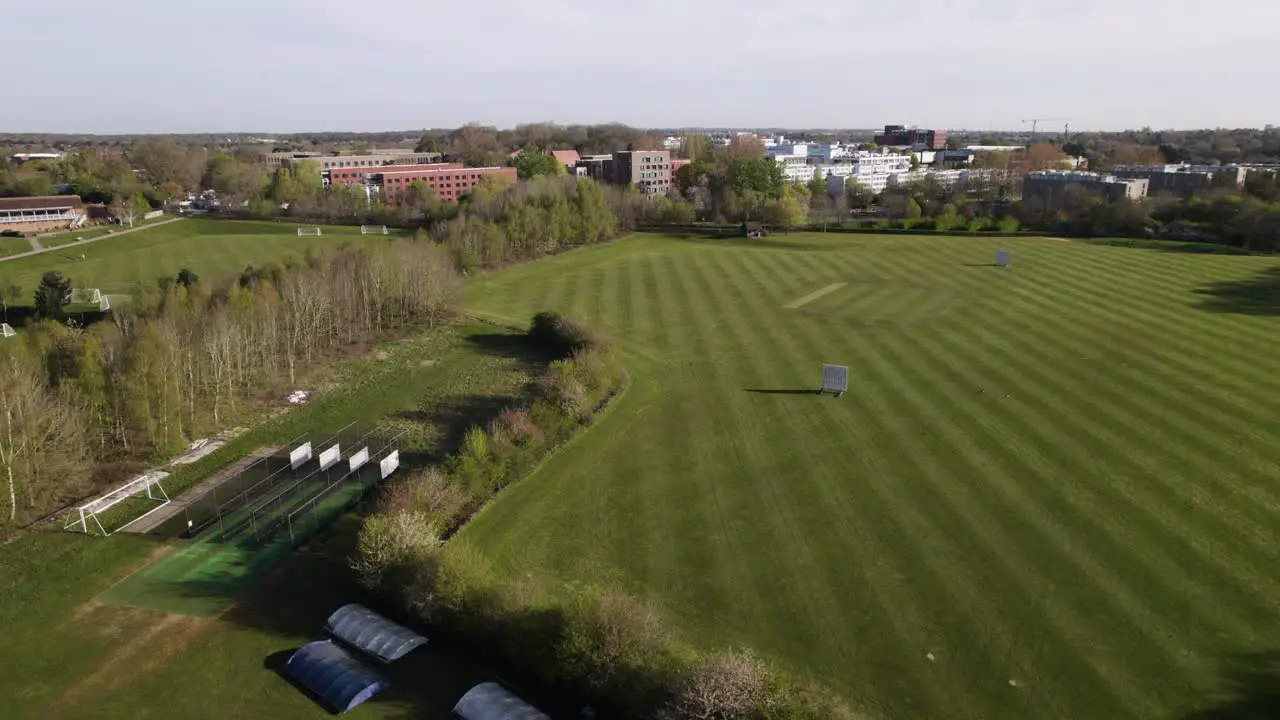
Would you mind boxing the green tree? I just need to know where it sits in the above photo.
[0,279,19,322]
[905,197,923,220]
[33,272,71,319]
[761,188,809,233]
[512,145,565,180]
[807,170,828,200]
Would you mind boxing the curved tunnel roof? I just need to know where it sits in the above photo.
[453,682,550,720]
[285,640,388,713]
[324,603,427,664]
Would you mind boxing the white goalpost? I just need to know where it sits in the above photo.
[0,324,13,338]
[360,225,388,235]
[297,227,323,237]
[65,471,171,536]
[68,288,102,305]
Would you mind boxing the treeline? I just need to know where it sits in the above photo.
[354,314,854,718]
[0,241,460,528]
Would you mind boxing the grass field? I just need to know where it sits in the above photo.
[459,232,1280,719]
[0,218,398,304]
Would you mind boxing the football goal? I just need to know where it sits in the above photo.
[66,471,171,536]
[360,225,388,235]
[297,227,323,237]
[68,288,102,305]
[0,323,13,338]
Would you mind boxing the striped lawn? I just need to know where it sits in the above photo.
[459,233,1280,720]
[0,218,390,301]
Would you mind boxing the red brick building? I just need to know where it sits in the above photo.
[326,163,463,188]
[375,166,516,203]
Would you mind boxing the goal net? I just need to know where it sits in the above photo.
[0,324,13,338]
[297,227,323,237]
[68,288,102,304]
[360,225,388,235]
[65,471,171,536]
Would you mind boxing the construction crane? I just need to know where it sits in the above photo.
[1021,118,1074,146]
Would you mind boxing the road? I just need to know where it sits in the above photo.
[1,217,184,264]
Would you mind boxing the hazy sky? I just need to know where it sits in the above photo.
[3,0,1277,133]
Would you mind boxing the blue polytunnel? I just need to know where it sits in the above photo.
[324,603,427,664]
[453,682,550,720]
[284,640,389,713]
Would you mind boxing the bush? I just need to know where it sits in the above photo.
[539,359,589,418]
[661,649,771,720]
[528,311,600,358]
[997,216,1020,233]
[571,347,617,393]
[0,229,23,238]
[351,510,442,590]
[559,587,672,688]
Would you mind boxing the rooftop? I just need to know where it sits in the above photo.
[0,195,84,211]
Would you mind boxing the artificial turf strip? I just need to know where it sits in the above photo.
[459,232,1280,720]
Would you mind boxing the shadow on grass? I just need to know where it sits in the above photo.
[463,332,548,366]
[1193,266,1280,316]
[1185,650,1280,719]
[744,388,818,396]
[393,393,521,465]
[665,233,840,252]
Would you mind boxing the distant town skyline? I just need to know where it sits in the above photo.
[2,0,1277,134]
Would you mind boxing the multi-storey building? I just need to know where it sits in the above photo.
[372,166,516,203]
[1023,171,1149,205]
[1109,164,1246,197]
[325,163,463,188]
[612,150,672,196]
[874,125,947,150]
[267,149,442,171]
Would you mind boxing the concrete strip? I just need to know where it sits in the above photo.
[784,282,847,309]
[120,445,278,535]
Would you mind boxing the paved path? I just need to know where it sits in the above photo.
[2,217,184,264]
[120,445,279,535]
[27,236,44,252]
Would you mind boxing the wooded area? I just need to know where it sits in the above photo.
[0,241,460,528]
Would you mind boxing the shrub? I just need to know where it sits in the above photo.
[491,407,543,447]
[559,587,672,690]
[539,359,589,417]
[351,509,442,591]
[0,229,23,238]
[661,649,771,720]
[570,346,617,393]
[997,216,1020,233]
[529,311,600,358]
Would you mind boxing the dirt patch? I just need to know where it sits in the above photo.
[52,610,211,710]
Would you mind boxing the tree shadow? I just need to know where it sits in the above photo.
[463,332,547,366]
[744,388,818,396]
[1193,266,1280,316]
[1185,650,1280,719]
[665,233,839,252]
[392,393,523,464]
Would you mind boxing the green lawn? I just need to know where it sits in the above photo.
[459,232,1280,719]
[0,218,400,303]
[0,236,32,257]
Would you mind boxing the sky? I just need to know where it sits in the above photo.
[2,0,1277,134]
